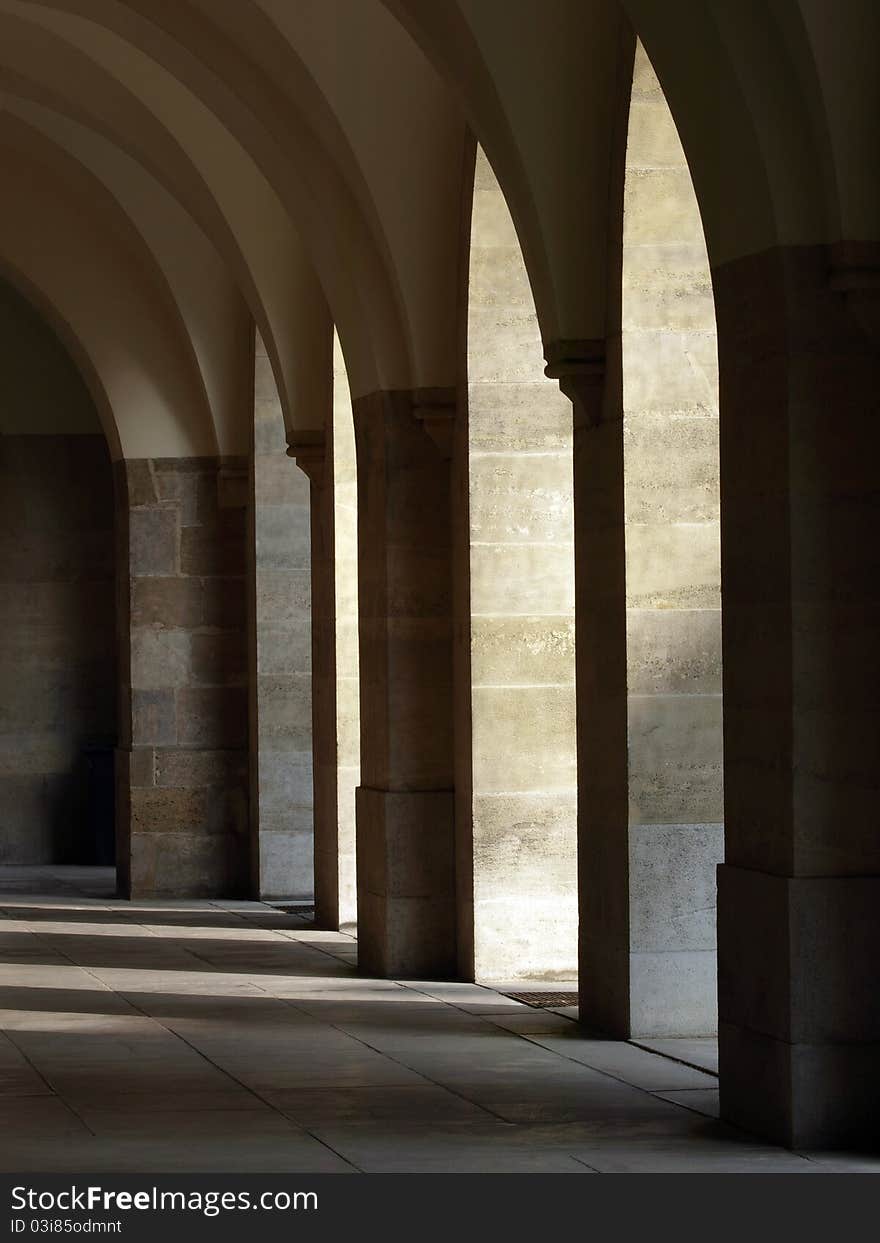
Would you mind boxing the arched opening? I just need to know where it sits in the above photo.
[619,44,722,1038]
[249,327,315,902]
[458,145,578,983]
[0,276,117,892]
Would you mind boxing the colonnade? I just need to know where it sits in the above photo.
[104,56,880,1153]
[0,0,869,1156]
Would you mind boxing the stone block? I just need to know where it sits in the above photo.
[177,687,248,748]
[470,615,575,687]
[468,450,573,545]
[130,630,190,689]
[129,831,246,898]
[256,620,311,677]
[180,516,245,577]
[207,783,249,838]
[624,166,705,246]
[471,684,576,793]
[471,791,577,896]
[254,352,279,403]
[629,822,722,952]
[256,753,313,816]
[356,785,455,976]
[622,248,716,332]
[128,507,178,576]
[624,413,719,524]
[128,747,155,788]
[718,865,880,1045]
[629,949,718,1037]
[254,569,311,623]
[254,408,287,455]
[131,689,176,746]
[130,786,209,835]
[625,520,720,609]
[626,608,722,695]
[254,503,311,570]
[191,632,247,686]
[358,631,452,789]
[154,748,246,790]
[469,542,575,616]
[469,791,578,981]
[255,675,312,750]
[335,674,361,764]
[472,891,578,982]
[123,460,157,507]
[254,453,310,506]
[333,617,359,681]
[153,466,201,523]
[467,381,572,453]
[622,330,718,418]
[258,829,314,901]
[625,95,689,167]
[468,242,538,310]
[131,577,203,629]
[466,307,545,386]
[202,577,247,631]
[719,1020,880,1149]
[627,693,723,824]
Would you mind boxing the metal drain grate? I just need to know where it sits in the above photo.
[502,991,578,1009]
[274,904,315,919]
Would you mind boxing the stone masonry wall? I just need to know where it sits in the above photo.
[621,45,723,1033]
[0,435,116,863]
[461,147,578,981]
[250,334,313,900]
[115,456,250,898]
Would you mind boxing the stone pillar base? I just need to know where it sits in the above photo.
[356,785,456,978]
[718,864,880,1147]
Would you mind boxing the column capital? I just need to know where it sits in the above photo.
[413,386,456,459]
[286,429,327,485]
[543,339,606,426]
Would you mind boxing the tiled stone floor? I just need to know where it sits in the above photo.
[0,867,875,1173]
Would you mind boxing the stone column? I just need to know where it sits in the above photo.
[546,344,630,1033]
[115,456,250,898]
[353,389,456,978]
[287,427,354,929]
[714,243,880,1148]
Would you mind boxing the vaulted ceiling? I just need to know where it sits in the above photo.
[0,0,873,456]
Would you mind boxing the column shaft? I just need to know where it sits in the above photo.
[715,243,880,1147]
[116,457,250,898]
[353,390,456,978]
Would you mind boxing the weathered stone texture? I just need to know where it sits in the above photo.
[460,145,578,983]
[116,455,250,898]
[354,388,455,977]
[249,332,314,901]
[620,46,723,1036]
[577,45,722,1038]
[0,434,116,864]
[714,239,880,1146]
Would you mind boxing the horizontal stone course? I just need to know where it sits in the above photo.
[0,434,116,865]
[120,456,250,898]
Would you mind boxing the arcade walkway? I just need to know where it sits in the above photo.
[0,869,872,1174]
